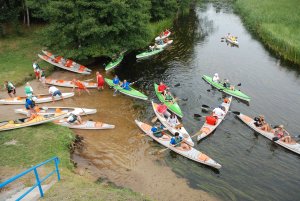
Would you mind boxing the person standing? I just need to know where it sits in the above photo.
[4,81,16,98]
[39,68,46,87]
[96,72,104,91]
[24,82,34,98]
[32,61,40,80]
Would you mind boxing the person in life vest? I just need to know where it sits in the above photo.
[24,82,34,98]
[158,82,169,95]
[156,103,171,118]
[212,73,220,82]
[272,125,294,144]
[164,29,170,36]
[121,80,131,90]
[170,132,191,151]
[151,122,167,138]
[167,113,180,128]
[25,96,37,117]
[4,81,16,98]
[48,85,64,102]
[223,79,235,90]
[32,61,40,80]
[212,105,226,119]
[72,78,90,95]
[67,113,83,125]
[164,91,174,102]
[96,71,104,91]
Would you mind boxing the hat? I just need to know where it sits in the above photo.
[214,73,218,76]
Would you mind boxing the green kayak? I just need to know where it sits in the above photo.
[105,55,124,71]
[105,78,148,100]
[136,49,163,59]
[154,83,183,118]
[202,75,251,102]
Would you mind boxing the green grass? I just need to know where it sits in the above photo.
[235,0,300,65]
[0,25,52,86]
[148,18,174,41]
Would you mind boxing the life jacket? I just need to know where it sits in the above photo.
[25,99,35,109]
[24,86,32,94]
[68,114,77,123]
[206,116,217,125]
[7,82,14,91]
[75,81,85,89]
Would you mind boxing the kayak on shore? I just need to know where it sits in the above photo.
[46,78,97,88]
[135,120,222,169]
[54,119,115,130]
[136,48,164,59]
[38,50,91,74]
[154,83,183,118]
[15,107,97,116]
[202,75,251,102]
[105,78,148,100]
[196,97,232,141]
[0,113,68,132]
[105,55,124,71]
[0,92,74,105]
[237,113,300,155]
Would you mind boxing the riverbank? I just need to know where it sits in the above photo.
[234,0,300,65]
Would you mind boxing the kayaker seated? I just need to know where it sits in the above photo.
[167,113,180,128]
[170,132,191,151]
[254,115,272,132]
[121,80,131,90]
[157,39,164,45]
[164,29,170,36]
[164,91,174,102]
[223,79,234,90]
[223,97,231,103]
[157,103,171,118]
[272,125,295,144]
[67,113,82,125]
[158,82,168,95]
[212,105,226,119]
[212,73,220,82]
[151,122,167,138]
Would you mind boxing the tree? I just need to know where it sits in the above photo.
[150,0,178,21]
[0,0,22,35]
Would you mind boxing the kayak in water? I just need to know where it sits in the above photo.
[105,55,124,71]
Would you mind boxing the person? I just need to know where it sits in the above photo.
[149,45,155,51]
[212,73,220,82]
[164,29,170,36]
[96,72,104,90]
[273,125,294,144]
[32,61,40,80]
[4,81,16,98]
[212,105,226,118]
[170,132,191,151]
[121,80,131,90]
[167,113,181,128]
[112,75,120,96]
[164,91,174,102]
[48,85,64,102]
[157,39,164,45]
[151,122,166,138]
[72,78,90,95]
[163,38,169,43]
[67,113,83,125]
[25,96,37,117]
[223,79,234,90]
[24,82,34,98]
[158,82,168,95]
[39,69,46,87]
[157,103,171,118]
[254,115,272,131]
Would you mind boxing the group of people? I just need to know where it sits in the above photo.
[212,73,235,90]
[112,75,133,95]
[149,29,171,51]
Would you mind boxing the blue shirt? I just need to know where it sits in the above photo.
[121,82,130,90]
[170,136,182,145]
[25,98,34,109]
[113,77,120,85]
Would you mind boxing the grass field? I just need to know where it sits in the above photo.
[235,0,300,65]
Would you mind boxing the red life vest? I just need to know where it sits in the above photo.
[206,116,217,125]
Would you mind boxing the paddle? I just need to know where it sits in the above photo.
[83,78,94,82]
[157,140,183,154]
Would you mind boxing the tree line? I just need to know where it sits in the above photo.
[1,0,194,59]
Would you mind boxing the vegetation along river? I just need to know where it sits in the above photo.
[73,2,300,201]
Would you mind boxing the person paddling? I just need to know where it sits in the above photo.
[212,105,226,119]
[4,81,16,98]
[157,103,171,118]
[121,80,131,90]
[96,71,104,91]
[151,122,167,138]
[273,125,294,144]
[164,91,174,102]
[254,115,272,131]
[158,82,168,95]
[72,78,90,95]
[170,132,191,151]
[212,73,220,82]
[48,85,64,102]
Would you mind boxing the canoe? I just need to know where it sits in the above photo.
[0,113,68,132]
[197,97,232,141]
[225,36,239,46]
[0,92,74,105]
[237,113,300,155]
[151,101,194,146]
[136,48,164,59]
[155,31,171,41]
[54,119,115,129]
[202,75,251,102]
[46,78,97,88]
[105,78,148,100]
[38,50,91,74]
[156,40,173,49]
[105,55,124,71]
[154,83,183,118]
[15,107,97,116]
[135,120,222,169]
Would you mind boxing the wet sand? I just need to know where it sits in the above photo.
[0,69,218,201]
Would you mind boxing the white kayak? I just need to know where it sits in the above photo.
[238,113,300,155]
[197,97,232,141]
[156,40,173,49]
[0,93,74,105]
[0,113,68,132]
[225,36,239,46]
[151,101,194,146]
[135,120,222,169]
[15,107,97,116]
[155,31,171,41]
[55,119,115,130]
[46,78,97,88]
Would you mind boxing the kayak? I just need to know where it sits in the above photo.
[38,50,91,74]
[225,36,239,46]
[156,40,173,49]
[135,120,222,169]
[54,119,115,130]
[151,101,194,146]
[154,83,183,118]
[202,75,251,102]
[136,48,164,59]
[105,55,124,71]
[15,107,97,116]
[155,31,171,41]
[0,92,74,105]
[46,78,97,88]
[237,113,300,155]
[197,97,232,141]
[105,78,148,100]
[0,113,68,132]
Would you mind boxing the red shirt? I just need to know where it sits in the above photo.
[157,104,167,114]
[158,84,167,92]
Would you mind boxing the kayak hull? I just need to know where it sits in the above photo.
[225,36,239,46]
[155,31,171,41]
[15,107,97,116]
[46,78,97,88]
[105,55,124,71]
[55,119,115,129]
[136,48,164,59]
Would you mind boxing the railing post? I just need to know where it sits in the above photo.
[54,157,61,181]
[33,168,44,197]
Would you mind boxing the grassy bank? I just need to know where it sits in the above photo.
[148,17,174,40]
[235,0,300,65]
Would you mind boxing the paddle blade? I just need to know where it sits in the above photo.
[237,83,242,86]
[174,83,180,87]
[206,89,211,92]
[182,98,188,101]
[231,111,240,115]
[201,104,210,108]
[151,116,158,123]
[194,114,201,118]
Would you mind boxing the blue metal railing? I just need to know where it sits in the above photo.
[0,156,61,201]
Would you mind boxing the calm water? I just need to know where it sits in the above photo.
[113,3,300,201]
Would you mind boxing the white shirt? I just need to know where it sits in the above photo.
[167,116,179,126]
[212,75,219,82]
[33,63,39,71]
[48,86,59,94]
[213,107,225,117]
